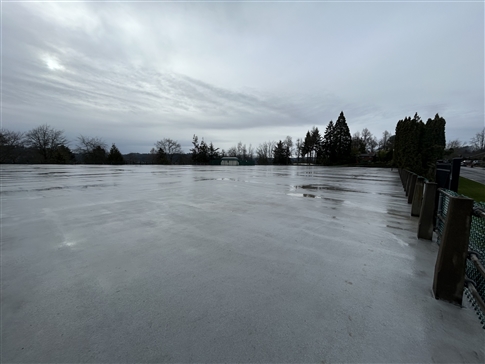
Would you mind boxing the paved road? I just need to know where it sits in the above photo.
[461,166,485,184]
[2,165,483,363]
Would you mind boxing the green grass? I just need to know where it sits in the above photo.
[458,177,485,203]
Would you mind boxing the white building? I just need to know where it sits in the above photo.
[221,157,239,166]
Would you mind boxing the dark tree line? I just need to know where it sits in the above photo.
[272,138,293,165]
[190,135,220,164]
[0,125,75,164]
[3,111,456,169]
[394,113,446,177]
[0,125,124,165]
[293,111,352,165]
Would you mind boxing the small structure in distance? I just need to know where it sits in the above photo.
[221,157,239,166]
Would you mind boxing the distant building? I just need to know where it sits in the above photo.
[221,157,239,166]
[358,153,376,163]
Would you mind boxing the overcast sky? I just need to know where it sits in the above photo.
[2,1,484,153]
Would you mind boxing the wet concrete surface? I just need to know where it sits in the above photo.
[460,166,485,184]
[2,165,484,363]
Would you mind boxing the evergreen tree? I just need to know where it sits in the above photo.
[423,113,446,169]
[333,112,352,164]
[273,140,287,165]
[76,135,107,164]
[52,145,75,164]
[394,113,426,174]
[190,135,200,163]
[208,142,220,160]
[107,144,125,165]
[154,147,170,164]
[322,120,335,164]
[302,131,312,163]
[190,134,211,164]
[89,146,107,164]
[310,127,321,163]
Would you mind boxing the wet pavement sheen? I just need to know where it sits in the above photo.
[2,165,484,363]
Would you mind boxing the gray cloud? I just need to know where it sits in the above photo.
[2,1,483,153]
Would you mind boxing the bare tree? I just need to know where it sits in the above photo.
[379,130,392,151]
[351,132,363,154]
[76,135,107,153]
[0,129,25,163]
[295,138,302,163]
[235,141,249,160]
[155,138,183,164]
[25,124,67,162]
[247,144,254,160]
[446,139,462,150]
[360,128,378,153]
[284,136,294,160]
[256,141,275,164]
[470,128,485,151]
[369,137,378,153]
[236,141,243,159]
[76,135,107,164]
[227,146,237,157]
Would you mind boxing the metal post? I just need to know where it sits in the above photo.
[436,162,451,189]
[417,182,437,240]
[449,158,462,192]
[411,177,425,216]
[432,195,474,305]
[407,174,417,204]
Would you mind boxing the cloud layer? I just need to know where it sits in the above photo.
[3,1,484,152]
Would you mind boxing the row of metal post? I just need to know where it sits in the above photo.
[398,169,475,306]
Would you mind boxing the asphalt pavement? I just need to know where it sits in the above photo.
[2,165,484,363]
[460,166,485,184]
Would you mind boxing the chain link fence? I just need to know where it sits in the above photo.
[436,189,485,328]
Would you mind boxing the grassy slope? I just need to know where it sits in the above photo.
[458,177,485,203]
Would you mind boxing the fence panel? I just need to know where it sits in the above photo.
[436,189,485,328]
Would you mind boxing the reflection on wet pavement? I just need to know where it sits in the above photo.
[2,165,483,363]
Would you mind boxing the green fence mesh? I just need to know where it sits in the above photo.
[464,286,485,329]
[436,189,485,329]
[435,190,460,245]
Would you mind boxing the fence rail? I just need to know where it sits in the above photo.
[399,169,485,329]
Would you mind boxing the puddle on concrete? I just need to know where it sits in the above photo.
[34,186,65,191]
[386,224,405,231]
[291,184,362,194]
[38,171,69,175]
[287,193,319,198]
[287,193,344,203]
[194,177,256,184]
